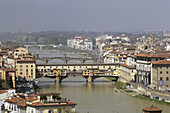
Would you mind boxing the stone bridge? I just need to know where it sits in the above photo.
[36,63,120,83]
[36,57,97,64]
[24,44,56,50]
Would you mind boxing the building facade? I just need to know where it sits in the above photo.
[67,36,93,51]
[16,59,36,81]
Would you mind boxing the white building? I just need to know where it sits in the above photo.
[67,36,93,51]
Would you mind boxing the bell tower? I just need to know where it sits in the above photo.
[150,33,154,46]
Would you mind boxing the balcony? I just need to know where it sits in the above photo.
[137,60,150,64]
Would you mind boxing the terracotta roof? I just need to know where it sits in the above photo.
[0,90,7,94]
[27,101,77,107]
[143,105,162,112]
[120,63,136,69]
[0,67,17,72]
[27,96,38,102]
[152,59,170,65]
[17,100,26,107]
[37,92,60,96]
[136,53,170,58]
[17,59,35,62]
[6,97,25,103]
[29,101,43,106]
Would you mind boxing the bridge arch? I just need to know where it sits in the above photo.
[84,60,95,64]
[67,59,82,64]
[36,60,46,64]
[48,59,65,64]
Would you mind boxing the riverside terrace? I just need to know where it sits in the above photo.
[36,63,120,83]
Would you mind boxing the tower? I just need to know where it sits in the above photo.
[150,33,154,46]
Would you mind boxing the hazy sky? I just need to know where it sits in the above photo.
[0,0,170,32]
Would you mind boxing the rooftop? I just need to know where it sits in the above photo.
[0,90,7,94]
[152,59,170,65]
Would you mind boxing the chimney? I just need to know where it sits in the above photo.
[143,105,163,113]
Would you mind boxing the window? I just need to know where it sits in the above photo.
[48,109,54,113]
[160,77,163,81]
[160,67,162,69]
[40,110,43,113]
[68,108,71,113]
[58,109,61,113]
[31,109,33,113]
[166,71,168,74]
[26,65,28,67]
[167,67,168,69]
[20,65,22,67]
[160,71,162,74]
[166,77,169,81]
[20,69,22,71]
[20,72,22,75]
[28,108,30,113]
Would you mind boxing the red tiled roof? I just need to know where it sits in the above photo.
[120,63,136,69]
[136,53,170,58]
[17,100,26,107]
[6,97,25,103]
[152,59,170,65]
[17,59,35,62]
[0,67,17,72]
[27,97,38,102]
[0,90,7,94]
[37,92,60,96]
[27,101,77,107]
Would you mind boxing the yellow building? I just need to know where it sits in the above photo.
[16,59,36,81]
[14,47,28,59]
[0,60,16,88]
[152,59,170,90]
[83,68,104,76]
[53,69,62,76]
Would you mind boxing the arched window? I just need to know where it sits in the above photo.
[166,77,169,81]
[160,77,163,81]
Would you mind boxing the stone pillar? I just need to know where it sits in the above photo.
[82,59,85,64]
[56,76,62,83]
[65,60,68,64]
[87,76,94,82]
[40,46,43,50]
[45,60,48,64]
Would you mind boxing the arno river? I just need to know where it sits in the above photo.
[32,49,169,113]
[39,77,170,113]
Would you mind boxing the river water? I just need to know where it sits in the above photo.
[32,48,170,113]
[39,77,170,113]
